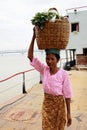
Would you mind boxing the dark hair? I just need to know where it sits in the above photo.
[53,53,60,60]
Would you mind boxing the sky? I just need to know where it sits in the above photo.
[0,0,87,50]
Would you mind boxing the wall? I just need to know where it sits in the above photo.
[76,54,87,65]
[67,10,87,54]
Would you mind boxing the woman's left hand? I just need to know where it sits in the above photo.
[67,113,72,127]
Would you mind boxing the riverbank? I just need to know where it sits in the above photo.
[0,70,87,130]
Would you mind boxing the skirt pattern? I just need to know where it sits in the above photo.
[42,93,66,130]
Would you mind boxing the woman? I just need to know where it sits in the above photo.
[27,27,73,130]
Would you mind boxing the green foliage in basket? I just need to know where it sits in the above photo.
[31,11,63,29]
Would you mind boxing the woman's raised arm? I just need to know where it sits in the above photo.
[27,27,36,61]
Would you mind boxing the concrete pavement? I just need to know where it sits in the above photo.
[0,70,87,130]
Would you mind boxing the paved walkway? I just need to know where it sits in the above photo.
[0,70,87,130]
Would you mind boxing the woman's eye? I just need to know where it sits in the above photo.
[46,58,49,60]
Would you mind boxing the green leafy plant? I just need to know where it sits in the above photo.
[31,11,61,29]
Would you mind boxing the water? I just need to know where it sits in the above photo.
[0,52,42,105]
[0,54,27,80]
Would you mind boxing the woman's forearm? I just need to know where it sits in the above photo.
[65,98,72,126]
[28,28,36,61]
[65,98,71,114]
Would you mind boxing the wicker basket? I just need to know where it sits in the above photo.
[35,18,70,50]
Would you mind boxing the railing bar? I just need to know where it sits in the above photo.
[0,69,35,83]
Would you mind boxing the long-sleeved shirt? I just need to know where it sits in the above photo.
[30,57,73,98]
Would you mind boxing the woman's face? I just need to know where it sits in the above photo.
[46,54,58,68]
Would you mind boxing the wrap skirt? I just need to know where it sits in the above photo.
[42,93,66,130]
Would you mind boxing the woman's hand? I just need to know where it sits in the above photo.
[67,113,72,127]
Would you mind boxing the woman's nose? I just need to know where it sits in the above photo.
[48,59,52,64]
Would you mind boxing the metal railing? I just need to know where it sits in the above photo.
[0,69,35,94]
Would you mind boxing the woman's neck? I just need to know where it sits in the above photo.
[50,67,59,75]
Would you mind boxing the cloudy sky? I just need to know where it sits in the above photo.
[0,0,87,50]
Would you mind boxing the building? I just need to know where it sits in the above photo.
[64,6,87,70]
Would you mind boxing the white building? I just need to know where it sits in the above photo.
[63,6,87,70]
[66,6,87,54]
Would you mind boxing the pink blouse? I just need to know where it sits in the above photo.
[30,57,73,98]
